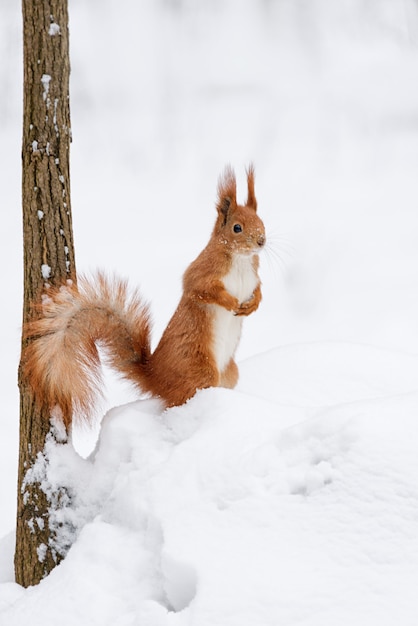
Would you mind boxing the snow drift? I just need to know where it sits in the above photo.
[1,343,418,625]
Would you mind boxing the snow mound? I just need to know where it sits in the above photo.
[1,343,418,625]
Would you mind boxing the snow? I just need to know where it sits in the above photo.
[1,0,418,624]
[48,23,60,37]
[41,264,52,279]
[1,351,418,624]
[41,74,51,101]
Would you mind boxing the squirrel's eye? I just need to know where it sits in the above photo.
[233,224,242,233]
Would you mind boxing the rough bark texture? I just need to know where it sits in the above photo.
[15,0,76,587]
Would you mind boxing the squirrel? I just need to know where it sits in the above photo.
[22,165,266,426]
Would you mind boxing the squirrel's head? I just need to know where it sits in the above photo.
[214,165,266,255]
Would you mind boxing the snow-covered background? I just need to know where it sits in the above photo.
[1,0,418,623]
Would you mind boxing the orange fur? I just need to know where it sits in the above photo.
[22,166,266,425]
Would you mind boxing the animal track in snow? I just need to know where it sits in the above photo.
[160,552,197,613]
[276,412,357,496]
[286,459,334,496]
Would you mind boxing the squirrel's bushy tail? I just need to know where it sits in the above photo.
[22,272,152,426]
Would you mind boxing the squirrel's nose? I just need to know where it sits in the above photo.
[257,234,266,247]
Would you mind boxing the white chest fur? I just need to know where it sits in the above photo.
[211,254,259,372]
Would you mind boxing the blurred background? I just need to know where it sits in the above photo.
[1,0,418,536]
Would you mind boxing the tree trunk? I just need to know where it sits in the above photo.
[15,0,76,587]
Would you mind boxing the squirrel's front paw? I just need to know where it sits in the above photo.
[235,295,258,317]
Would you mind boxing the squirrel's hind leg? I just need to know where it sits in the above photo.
[219,359,239,390]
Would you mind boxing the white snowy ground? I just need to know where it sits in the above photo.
[2,0,418,624]
[1,344,418,625]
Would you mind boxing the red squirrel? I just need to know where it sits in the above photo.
[22,166,266,426]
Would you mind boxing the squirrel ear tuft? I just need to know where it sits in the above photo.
[219,196,232,218]
[216,166,237,220]
[246,163,257,211]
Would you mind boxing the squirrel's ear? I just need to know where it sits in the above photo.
[246,163,257,211]
[216,166,237,221]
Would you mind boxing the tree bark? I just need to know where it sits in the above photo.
[15,0,76,587]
